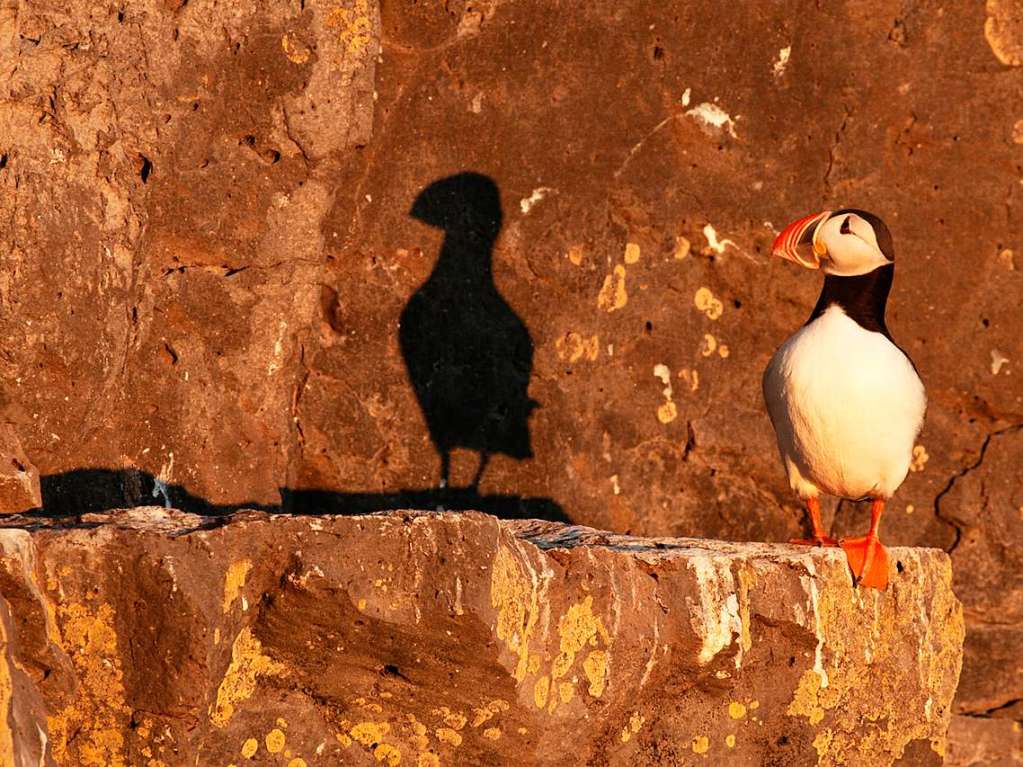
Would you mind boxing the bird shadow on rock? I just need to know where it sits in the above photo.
[20,172,564,524]
[27,470,568,523]
[400,171,538,491]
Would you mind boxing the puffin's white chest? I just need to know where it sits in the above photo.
[762,305,926,500]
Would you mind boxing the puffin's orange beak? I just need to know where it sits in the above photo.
[772,211,832,269]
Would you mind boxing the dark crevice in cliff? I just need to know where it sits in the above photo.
[823,104,853,193]
[933,423,1023,555]
[961,696,1023,719]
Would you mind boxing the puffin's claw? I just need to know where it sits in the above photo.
[789,535,840,547]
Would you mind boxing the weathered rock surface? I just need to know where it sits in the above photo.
[1,0,1019,760]
[0,510,962,766]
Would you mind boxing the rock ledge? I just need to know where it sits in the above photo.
[0,509,962,766]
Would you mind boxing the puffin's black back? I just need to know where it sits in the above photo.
[400,173,536,459]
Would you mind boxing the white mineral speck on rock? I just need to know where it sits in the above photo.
[686,102,737,137]
[773,46,791,78]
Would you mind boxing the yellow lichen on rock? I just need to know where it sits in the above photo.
[694,287,724,320]
[597,265,628,312]
[784,555,964,765]
[583,650,608,698]
[351,721,390,746]
[281,33,311,64]
[374,743,402,765]
[46,602,131,767]
[222,559,252,613]
[490,547,539,682]
[0,621,14,767]
[436,727,462,746]
[533,675,550,708]
[210,628,286,727]
[985,0,1023,65]
[552,596,610,682]
[556,332,600,363]
[620,712,645,743]
[265,728,286,753]
[325,0,375,57]
[241,738,259,758]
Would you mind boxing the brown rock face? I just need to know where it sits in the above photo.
[0,0,1019,758]
[0,510,962,767]
[0,424,40,512]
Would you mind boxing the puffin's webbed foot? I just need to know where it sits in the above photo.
[839,498,890,590]
[840,535,889,589]
[789,497,839,547]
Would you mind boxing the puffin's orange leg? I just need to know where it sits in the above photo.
[840,498,890,590]
[790,497,839,547]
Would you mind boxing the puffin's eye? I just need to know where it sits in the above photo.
[840,216,853,235]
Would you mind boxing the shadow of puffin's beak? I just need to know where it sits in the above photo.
[772,210,832,269]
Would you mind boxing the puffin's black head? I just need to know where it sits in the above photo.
[772,208,894,276]
[410,172,502,243]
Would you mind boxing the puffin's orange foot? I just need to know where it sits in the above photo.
[840,535,889,590]
[789,536,840,547]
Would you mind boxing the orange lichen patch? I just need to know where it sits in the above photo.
[700,333,718,357]
[567,245,584,266]
[433,707,467,730]
[436,727,462,747]
[552,596,610,686]
[674,235,692,260]
[336,732,353,748]
[325,0,375,57]
[222,559,252,613]
[281,33,311,64]
[624,242,641,264]
[407,714,429,749]
[597,265,628,312]
[46,602,131,767]
[265,728,286,753]
[558,681,575,704]
[490,547,539,682]
[210,628,286,727]
[241,737,259,758]
[533,675,550,708]
[471,700,508,728]
[692,735,710,753]
[556,332,600,363]
[694,287,724,320]
[986,0,1023,65]
[725,734,736,748]
[374,743,402,765]
[0,621,14,766]
[417,754,440,767]
[583,650,608,698]
[620,712,645,743]
[351,721,390,747]
[813,729,834,758]
[728,701,747,719]
[784,555,964,765]
[909,444,929,472]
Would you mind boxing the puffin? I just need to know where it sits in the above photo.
[762,209,926,589]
